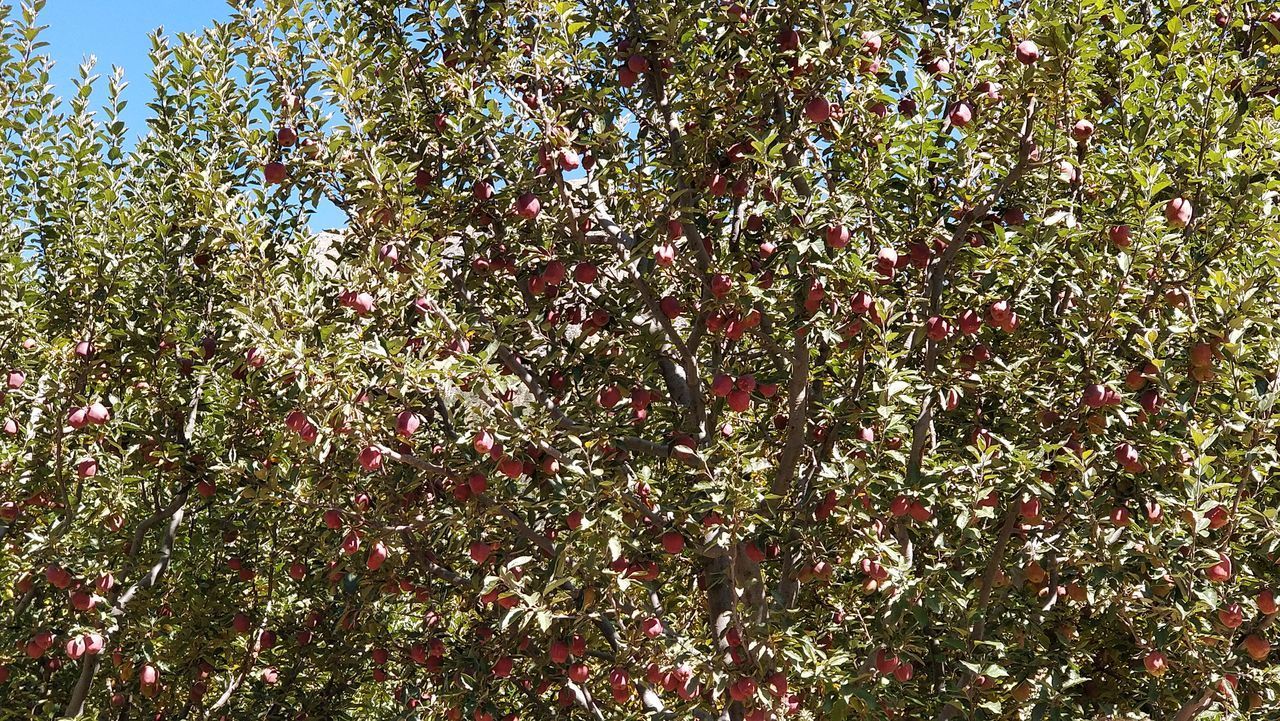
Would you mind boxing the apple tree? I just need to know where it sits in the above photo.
[5,1,1280,720]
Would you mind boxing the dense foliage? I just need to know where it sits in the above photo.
[5,1,1280,719]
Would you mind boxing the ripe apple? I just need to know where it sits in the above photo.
[825,223,850,249]
[514,192,541,220]
[1143,650,1167,677]
[641,616,664,638]
[1081,384,1110,409]
[367,540,389,570]
[573,262,598,284]
[470,540,492,564]
[1110,507,1130,526]
[69,589,96,611]
[498,456,524,478]
[1164,197,1193,228]
[1219,603,1244,629]
[1257,589,1278,615]
[654,241,676,266]
[661,531,684,554]
[1189,342,1214,367]
[729,676,757,701]
[84,399,109,422]
[358,446,383,471]
[1015,40,1040,64]
[1019,496,1041,521]
[549,639,570,664]
[341,529,361,556]
[323,508,343,530]
[1107,224,1131,248]
[954,309,981,336]
[875,247,898,276]
[473,430,495,455]
[395,411,420,438]
[948,102,973,127]
[46,564,73,589]
[925,316,951,341]
[1207,553,1232,583]
[263,161,287,184]
[874,648,901,675]
[1207,505,1229,529]
[1243,634,1270,661]
[1114,442,1140,469]
[804,97,831,123]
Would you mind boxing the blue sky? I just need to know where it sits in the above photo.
[32,0,346,229]
[38,0,230,134]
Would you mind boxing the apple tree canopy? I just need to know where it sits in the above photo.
[4,1,1280,720]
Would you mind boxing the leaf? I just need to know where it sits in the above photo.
[506,555,535,570]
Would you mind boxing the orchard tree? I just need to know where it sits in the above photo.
[5,1,1280,720]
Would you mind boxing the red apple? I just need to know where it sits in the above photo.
[1207,553,1232,583]
[948,102,973,127]
[661,531,684,554]
[825,223,850,249]
[1256,589,1279,616]
[395,411,420,438]
[1144,650,1167,677]
[1107,224,1132,247]
[804,97,831,123]
[1219,603,1244,629]
[358,446,383,472]
[367,540,389,570]
[641,616,664,638]
[1015,40,1040,64]
[1243,634,1270,661]
[263,162,287,184]
[573,262,598,284]
[473,430,495,455]
[514,192,541,220]
[1164,197,1193,228]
